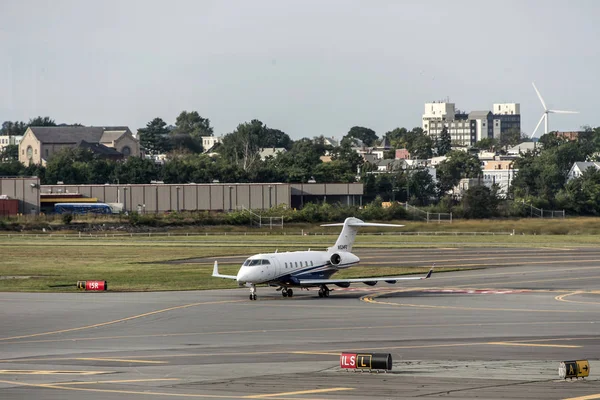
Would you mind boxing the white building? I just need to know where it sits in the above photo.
[481,161,517,198]
[259,147,286,161]
[0,135,23,152]
[201,136,222,153]
[422,102,521,147]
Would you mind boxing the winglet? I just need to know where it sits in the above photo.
[424,264,434,279]
[212,260,239,280]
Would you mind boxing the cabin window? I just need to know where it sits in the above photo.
[305,261,308,267]
[285,262,288,268]
[295,262,298,268]
[311,261,313,266]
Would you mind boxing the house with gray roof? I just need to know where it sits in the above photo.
[567,162,600,181]
[19,126,139,165]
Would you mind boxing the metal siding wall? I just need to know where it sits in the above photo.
[183,185,196,211]
[90,186,106,202]
[211,186,224,211]
[276,185,290,206]
[157,186,171,212]
[104,186,118,203]
[14,179,24,213]
[237,185,250,209]
[130,187,145,211]
[348,183,363,195]
[198,186,211,210]
[145,186,158,212]
[1,180,13,196]
[310,184,326,195]
[326,183,348,195]
[249,185,263,209]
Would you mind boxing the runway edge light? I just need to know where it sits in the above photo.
[340,353,392,372]
[559,360,590,379]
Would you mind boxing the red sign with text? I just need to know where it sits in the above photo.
[85,280,107,291]
[340,353,357,369]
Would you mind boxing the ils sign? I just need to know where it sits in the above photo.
[340,353,372,369]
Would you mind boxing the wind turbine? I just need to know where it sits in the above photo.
[531,82,579,137]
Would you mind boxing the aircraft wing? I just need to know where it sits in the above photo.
[212,261,238,280]
[298,267,433,285]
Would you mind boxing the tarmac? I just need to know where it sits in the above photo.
[2,246,600,399]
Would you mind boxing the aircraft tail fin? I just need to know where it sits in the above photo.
[321,217,404,253]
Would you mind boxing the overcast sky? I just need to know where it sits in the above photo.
[1,0,598,139]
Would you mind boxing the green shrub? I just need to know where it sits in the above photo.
[61,213,73,225]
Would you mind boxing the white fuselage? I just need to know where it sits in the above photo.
[236,250,360,286]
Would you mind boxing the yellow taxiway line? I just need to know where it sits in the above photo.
[75,357,168,364]
[0,299,244,342]
[245,387,354,398]
[0,379,352,399]
[486,342,581,348]
[563,395,600,400]
[0,369,111,375]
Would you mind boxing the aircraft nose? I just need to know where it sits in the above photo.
[236,267,248,283]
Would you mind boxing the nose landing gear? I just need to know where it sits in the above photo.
[249,284,257,300]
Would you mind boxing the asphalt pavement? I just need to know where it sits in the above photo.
[2,246,600,399]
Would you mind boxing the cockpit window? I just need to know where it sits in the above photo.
[243,259,270,266]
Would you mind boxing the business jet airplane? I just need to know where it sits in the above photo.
[212,217,433,300]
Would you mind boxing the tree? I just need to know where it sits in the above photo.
[114,156,161,184]
[139,118,171,156]
[1,121,27,136]
[408,133,433,159]
[173,111,213,138]
[45,148,95,184]
[345,126,378,147]
[28,116,56,127]
[461,185,499,219]
[219,120,289,172]
[437,126,452,156]
[168,133,203,154]
[511,139,591,205]
[500,127,524,149]
[436,150,482,195]
[220,120,263,172]
[331,137,363,173]
[261,128,293,150]
[0,144,18,161]
[557,167,600,215]
[474,137,498,151]
[406,169,437,206]
[275,138,326,182]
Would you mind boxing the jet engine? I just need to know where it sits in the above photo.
[330,253,342,266]
[328,252,359,268]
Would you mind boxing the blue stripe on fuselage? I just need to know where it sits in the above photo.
[271,261,358,287]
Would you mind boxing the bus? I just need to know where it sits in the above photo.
[53,203,113,215]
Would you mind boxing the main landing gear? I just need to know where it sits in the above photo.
[282,288,294,298]
[248,284,257,301]
[318,285,330,298]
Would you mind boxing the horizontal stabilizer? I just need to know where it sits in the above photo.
[321,222,404,228]
[212,260,238,280]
